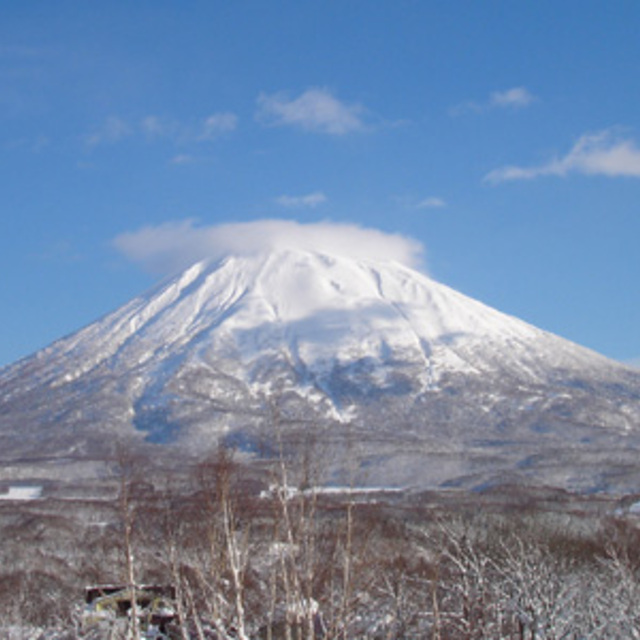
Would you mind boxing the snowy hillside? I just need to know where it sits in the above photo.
[1,250,639,492]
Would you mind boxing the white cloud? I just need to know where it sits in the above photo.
[275,191,327,208]
[171,154,195,165]
[87,112,237,147]
[451,86,536,115]
[489,87,535,108]
[257,88,366,135]
[626,357,640,369]
[85,116,132,146]
[416,197,446,209]
[113,219,425,275]
[199,112,238,140]
[485,129,640,183]
[141,115,167,137]
[140,115,185,140]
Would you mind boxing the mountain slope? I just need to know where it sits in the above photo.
[1,250,639,491]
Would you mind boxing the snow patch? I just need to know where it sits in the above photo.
[0,485,43,501]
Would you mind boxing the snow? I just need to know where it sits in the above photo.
[2,247,621,396]
[1,247,639,493]
[260,484,405,500]
[0,485,43,501]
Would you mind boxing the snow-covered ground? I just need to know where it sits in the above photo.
[0,485,42,501]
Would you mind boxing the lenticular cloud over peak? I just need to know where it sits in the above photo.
[113,219,426,275]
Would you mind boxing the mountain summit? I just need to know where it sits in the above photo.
[1,250,639,491]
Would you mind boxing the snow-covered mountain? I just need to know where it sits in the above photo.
[1,250,640,492]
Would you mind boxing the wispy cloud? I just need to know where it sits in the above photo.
[257,88,366,135]
[489,87,535,108]
[199,113,238,140]
[171,154,196,165]
[86,112,237,148]
[113,219,424,275]
[85,116,132,146]
[485,129,640,184]
[4,134,50,153]
[140,115,178,139]
[416,197,446,209]
[275,191,327,208]
[451,86,536,116]
[394,195,447,211]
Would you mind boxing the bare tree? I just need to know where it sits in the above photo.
[114,442,143,640]
[195,445,253,639]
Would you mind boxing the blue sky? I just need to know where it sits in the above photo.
[1,1,639,368]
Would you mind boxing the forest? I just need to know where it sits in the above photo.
[1,444,640,639]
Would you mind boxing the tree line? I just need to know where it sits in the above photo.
[1,443,640,639]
